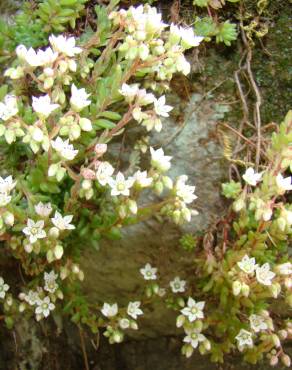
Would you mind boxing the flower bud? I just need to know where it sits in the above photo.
[241,283,250,297]
[278,329,287,340]
[232,281,242,296]
[19,303,26,313]
[162,176,173,189]
[48,163,58,177]
[24,243,33,253]
[128,199,138,215]
[54,245,64,260]
[79,117,92,132]
[113,331,123,343]
[72,264,80,274]
[82,179,92,190]
[154,181,163,195]
[59,60,68,73]
[270,355,278,366]
[44,77,54,90]
[203,339,211,351]
[46,249,54,263]
[3,212,14,226]
[176,314,185,328]
[68,59,77,72]
[269,283,281,298]
[94,143,108,156]
[281,354,291,367]
[49,226,59,239]
[233,198,245,212]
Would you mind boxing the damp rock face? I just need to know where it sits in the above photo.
[81,93,229,338]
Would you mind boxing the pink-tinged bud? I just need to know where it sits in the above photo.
[81,168,96,180]
[94,143,107,156]
[281,354,291,367]
[270,355,278,366]
[278,330,288,340]
[271,334,281,348]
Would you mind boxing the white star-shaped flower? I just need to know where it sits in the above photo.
[154,96,173,117]
[276,173,292,193]
[183,328,206,349]
[34,202,52,217]
[150,147,172,173]
[181,297,205,322]
[70,84,91,112]
[256,263,275,286]
[49,35,82,57]
[235,329,253,351]
[237,255,257,275]
[35,296,55,318]
[175,175,197,204]
[140,263,157,280]
[242,167,263,186]
[170,276,186,293]
[51,211,75,230]
[96,162,114,186]
[133,170,153,188]
[108,172,134,196]
[0,95,18,121]
[0,277,9,299]
[127,301,143,319]
[101,302,118,318]
[51,137,78,161]
[23,219,46,244]
[249,314,268,333]
[44,270,59,294]
[32,95,59,118]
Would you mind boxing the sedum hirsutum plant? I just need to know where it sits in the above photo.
[140,111,291,366]
[0,0,291,366]
[0,0,202,347]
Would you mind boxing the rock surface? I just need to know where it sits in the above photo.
[81,93,229,338]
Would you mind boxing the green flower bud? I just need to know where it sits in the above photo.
[5,130,16,144]
[3,212,14,226]
[79,117,92,132]
[54,245,64,260]
[46,249,54,263]
[44,77,54,90]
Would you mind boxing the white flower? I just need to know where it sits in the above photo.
[142,116,162,132]
[49,35,82,57]
[119,318,130,329]
[34,202,52,217]
[37,47,58,66]
[242,167,262,186]
[133,170,153,187]
[256,263,275,286]
[0,277,9,299]
[170,276,186,293]
[51,211,75,230]
[235,329,253,350]
[276,173,292,193]
[119,83,139,102]
[70,84,91,112]
[183,328,206,349]
[32,95,59,118]
[136,89,155,106]
[154,96,173,117]
[23,219,46,244]
[23,290,41,306]
[237,255,257,275]
[44,270,59,294]
[127,301,143,319]
[0,95,18,121]
[249,314,268,333]
[101,302,118,317]
[181,298,205,322]
[96,162,115,186]
[176,54,191,75]
[51,137,78,161]
[150,147,172,172]
[175,175,197,204]
[35,296,55,318]
[22,47,42,67]
[0,175,16,193]
[179,27,204,49]
[140,263,157,280]
[108,172,134,196]
[275,262,292,275]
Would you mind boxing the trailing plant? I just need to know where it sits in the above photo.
[0,0,202,350]
[192,0,239,46]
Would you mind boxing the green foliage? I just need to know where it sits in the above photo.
[37,0,89,32]
[216,21,237,46]
[221,180,241,199]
